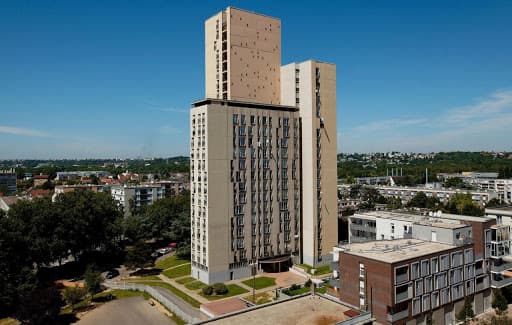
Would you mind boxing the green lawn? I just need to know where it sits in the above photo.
[316,286,327,294]
[129,281,201,308]
[283,286,310,296]
[155,255,190,270]
[185,280,207,291]
[241,276,276,289]
[176,276,196,285]
[297,264,332,275]
[201,284,249,300]
[162,264,191,279]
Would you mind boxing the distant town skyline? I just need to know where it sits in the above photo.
[1,1,511,159]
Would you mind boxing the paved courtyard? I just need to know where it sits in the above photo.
[77,297,174,325]
[206,295,355,325]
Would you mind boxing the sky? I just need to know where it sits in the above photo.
[1,0,511,159]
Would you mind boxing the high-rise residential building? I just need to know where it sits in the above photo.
[191,7,337,283]
[190,100,301,283]
[205,7,281,104]
[281,61,338,265]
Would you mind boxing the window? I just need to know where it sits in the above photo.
[424,276,432,293]
[431,257,439,273]
[412,297,421,315]
[421,259,430,276]
[415,279,423,296]
[395,265,409,283]
[440,254,450,271]
[233,114,239,124]
[422,294,431,312]
[411,262,420,280]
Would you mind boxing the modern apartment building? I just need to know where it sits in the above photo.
[52,184,105,202]
[191,7,338,283]
[0,168,17,194]
[281,60,338,265]
[190,99,301,283]
[374,185,498,207]
[111,184,164,216]
[338,237,492,325]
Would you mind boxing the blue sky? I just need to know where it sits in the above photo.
[1,0,511,158]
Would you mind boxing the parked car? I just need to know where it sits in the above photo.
[105,269,120,279]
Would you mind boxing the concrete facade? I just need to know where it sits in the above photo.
[281,60,338,266]
[190,100,301,284]
[205,7,281,104]
[339,239,492,325]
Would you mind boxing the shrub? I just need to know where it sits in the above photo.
[305,279,312,288]
[290,284,300,291]
[202,285,213,296]
[213,283,228,295]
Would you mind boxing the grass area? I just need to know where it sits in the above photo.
[316,286,327,294]
[176,276,196,285]
[162,264,191,279]
[155,255,190,270]
[244,291,274,305]
[185,280,207,291]
[201,284,249,301]
[242,276,276,289]
[129,281,201,308]
[297,264,332,275]
[283,286,310,296]
[94,289,150,300]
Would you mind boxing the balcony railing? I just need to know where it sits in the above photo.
[387,309,409,322]
[491,276,512,288]
[491,261,512,273]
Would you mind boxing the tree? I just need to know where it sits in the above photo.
[0,213,36,317]
[456,297,475,323]
[176,245,191,260]
[125,240,153,270]
[55,190,123,260]
[407,192,441,209]
[15,287,63,325]
[493,289,508,315]
[0,184,9,195]
[386,196,403,210]
[84,265,103,295]
[487,198,503,208]
[445,193,483,216]
[62,286,86,312]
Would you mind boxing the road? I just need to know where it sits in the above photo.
[77,297,174,325]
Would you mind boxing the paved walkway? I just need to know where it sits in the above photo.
[152,286,200,319]
[77,297,174,325]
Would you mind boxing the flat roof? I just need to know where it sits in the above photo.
[354,211,494,224]
[203,295,356,325]
[416,222,468,230]
[340,239,457,264]
[191,98,299,112]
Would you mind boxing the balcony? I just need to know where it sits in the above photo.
[491,276,512,288]
[395,289,412,303]
[491,261,512,273]
[387,309,409,322]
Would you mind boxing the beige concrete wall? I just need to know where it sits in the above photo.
[282,60,337,266]
[227,8,281,104]
[205,12,223,99]
[205,7,280,104]
[191,100,301,283]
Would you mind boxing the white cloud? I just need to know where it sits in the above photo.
[341,89,512,152]
[0,126,49,137]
